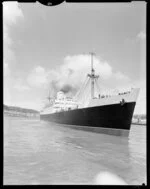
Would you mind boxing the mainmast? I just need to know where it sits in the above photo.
[87,52,99,99]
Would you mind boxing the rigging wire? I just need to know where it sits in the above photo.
[83,80,91,107]
[95,78,101,95]
[75,76,90,100]
[80,77,90,101]
[75,77,88,99]
[78,78,91,107]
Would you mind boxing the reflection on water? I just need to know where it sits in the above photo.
[4,116,146,185]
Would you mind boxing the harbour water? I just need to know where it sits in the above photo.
[4,115,146,185]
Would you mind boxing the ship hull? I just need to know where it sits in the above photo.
[40,102,136,136]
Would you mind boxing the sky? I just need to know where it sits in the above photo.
[3,1,146,114]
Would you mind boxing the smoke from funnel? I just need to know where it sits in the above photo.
[47,54,113,97]
[60,84,76,94]
[49,81,78,97]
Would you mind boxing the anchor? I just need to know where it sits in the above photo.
[120,98,125,106]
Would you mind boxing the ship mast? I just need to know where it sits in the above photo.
[87,52,99,99]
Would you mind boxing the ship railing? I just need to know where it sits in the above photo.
[118,91,131,95]
[97,90,131,99]
[98,94,111,99]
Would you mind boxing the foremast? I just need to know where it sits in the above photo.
[87,52,99,99]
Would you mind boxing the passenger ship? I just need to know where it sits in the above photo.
[40,53,140,136]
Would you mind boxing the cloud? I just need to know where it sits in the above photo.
[114,71,130,81]
[14,78,30,92]
[4,63,10,77]
[27,54,113,92]
[3,27,13,46]
[57,54,112,90]
[27,54,131,100]
[27,66,49,88]
[124,31,146,47]
[137,31,146,40]
[3,2,24,105]
[64,54,112,79]
[105,71,131,91]
[3,2,24,73]
[3,2,24,24]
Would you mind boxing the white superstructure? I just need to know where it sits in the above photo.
[40,88,140,115]
[40,91,79,115]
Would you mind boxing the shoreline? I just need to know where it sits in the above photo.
[3,113,40,119]
[132,122,146,126]
[4,114,146,126]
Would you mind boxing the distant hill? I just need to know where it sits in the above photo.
[4,104,39,114]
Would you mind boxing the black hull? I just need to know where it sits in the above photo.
[40,102,136,132]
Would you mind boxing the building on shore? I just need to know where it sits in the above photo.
[3,105,40,118]
[132,114,146,125]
